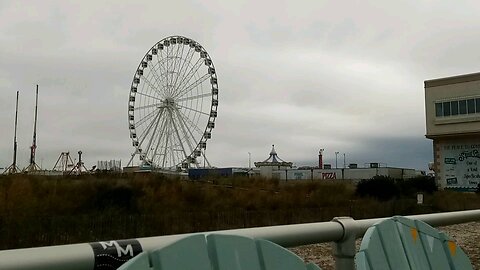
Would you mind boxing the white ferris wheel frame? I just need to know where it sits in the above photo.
[127,35,218,171]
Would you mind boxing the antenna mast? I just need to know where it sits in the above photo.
[3,91,20,174]
[24,85,41,172]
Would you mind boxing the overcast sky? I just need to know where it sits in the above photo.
[1,0,480,171]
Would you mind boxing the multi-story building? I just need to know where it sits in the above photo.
[425,72,480,191]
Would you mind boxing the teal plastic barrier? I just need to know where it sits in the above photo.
[118,233,322,270]
[355,216,473,270]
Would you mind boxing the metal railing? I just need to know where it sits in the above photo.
[1,209,479,270]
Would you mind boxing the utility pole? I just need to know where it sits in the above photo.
[335,151,339,169]
[248,152,251,169]
[343,153,346,168]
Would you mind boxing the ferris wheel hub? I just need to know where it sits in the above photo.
[164,97,175,106]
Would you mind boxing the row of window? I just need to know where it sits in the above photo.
[435,98,480,117]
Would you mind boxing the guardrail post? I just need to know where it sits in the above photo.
[332,217,358,270]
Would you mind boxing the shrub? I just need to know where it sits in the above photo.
[355,176,399,201]
[404,176,437,194]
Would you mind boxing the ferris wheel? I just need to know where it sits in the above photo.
[127,35,218,170]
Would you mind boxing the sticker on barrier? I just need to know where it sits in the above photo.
[90,239,143,269]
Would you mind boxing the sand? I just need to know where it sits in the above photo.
[291,221,480,270]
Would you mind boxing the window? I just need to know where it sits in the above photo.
[451,101,459,115]
[468,99,476,114]
[435,97,480,118]
[435,103,443,117]
[459,100,467,114]
[443,101,451,116]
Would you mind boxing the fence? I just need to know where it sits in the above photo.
[0,209,479,270]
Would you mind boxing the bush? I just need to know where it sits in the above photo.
[355,176,399,201]
[396,176,437,197]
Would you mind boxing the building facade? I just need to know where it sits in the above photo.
[270,166,417,181]
[425,72,480,190]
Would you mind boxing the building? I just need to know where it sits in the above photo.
[271,163,418,181]
[425,72,480,191]
[187,167,257,179]
[254,145,293,179]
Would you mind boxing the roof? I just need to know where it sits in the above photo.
[254,145,293,167]
[425,71,480,88]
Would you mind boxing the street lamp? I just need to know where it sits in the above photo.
[335,151,339,169]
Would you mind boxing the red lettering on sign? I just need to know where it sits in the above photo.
[322,172,336,179]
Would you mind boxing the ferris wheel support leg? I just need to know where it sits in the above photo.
[127,154,135,167]
[202,152,212,168]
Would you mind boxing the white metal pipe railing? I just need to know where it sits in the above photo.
[0,209,479,270]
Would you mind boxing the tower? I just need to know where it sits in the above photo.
[3,91,20,174]
[23,85,41,172]
[318,149,324,169]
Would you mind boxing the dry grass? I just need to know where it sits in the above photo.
[0,174,479,249]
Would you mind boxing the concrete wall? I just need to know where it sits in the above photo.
[269,168,417,181]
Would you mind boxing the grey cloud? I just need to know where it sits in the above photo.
[1,0,479,172]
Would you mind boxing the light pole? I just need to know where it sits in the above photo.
[335,151,339,169]
[248,152,251,169]
[343,153,346,168]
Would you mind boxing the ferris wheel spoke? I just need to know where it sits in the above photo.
[174,109,196,153]
[168,46,180,97]
[174,73,211,100]
[136,107,159,127]
[140,76,164,98]
[173,109,197,153]
[162,46,171,97]
[165,113,177,168]
[171,48,197,97]
[176,104,210,117]
[175,107,205,135]
[176,92,212,103]
[156,50,169,82]
[172,46,190,94]
[151,114,168,165]
[171,46,191,94]
[161,115,171,168]
[147,63,168,96]
[170,111,189,161]
[136,91,163,102]
[174,59,203,96]
[142,108,165,159]
[134,102,161,111]
[137,109,162,147]
[172,44,183,78]
[154,50,167,75]
[171,58,203,97]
